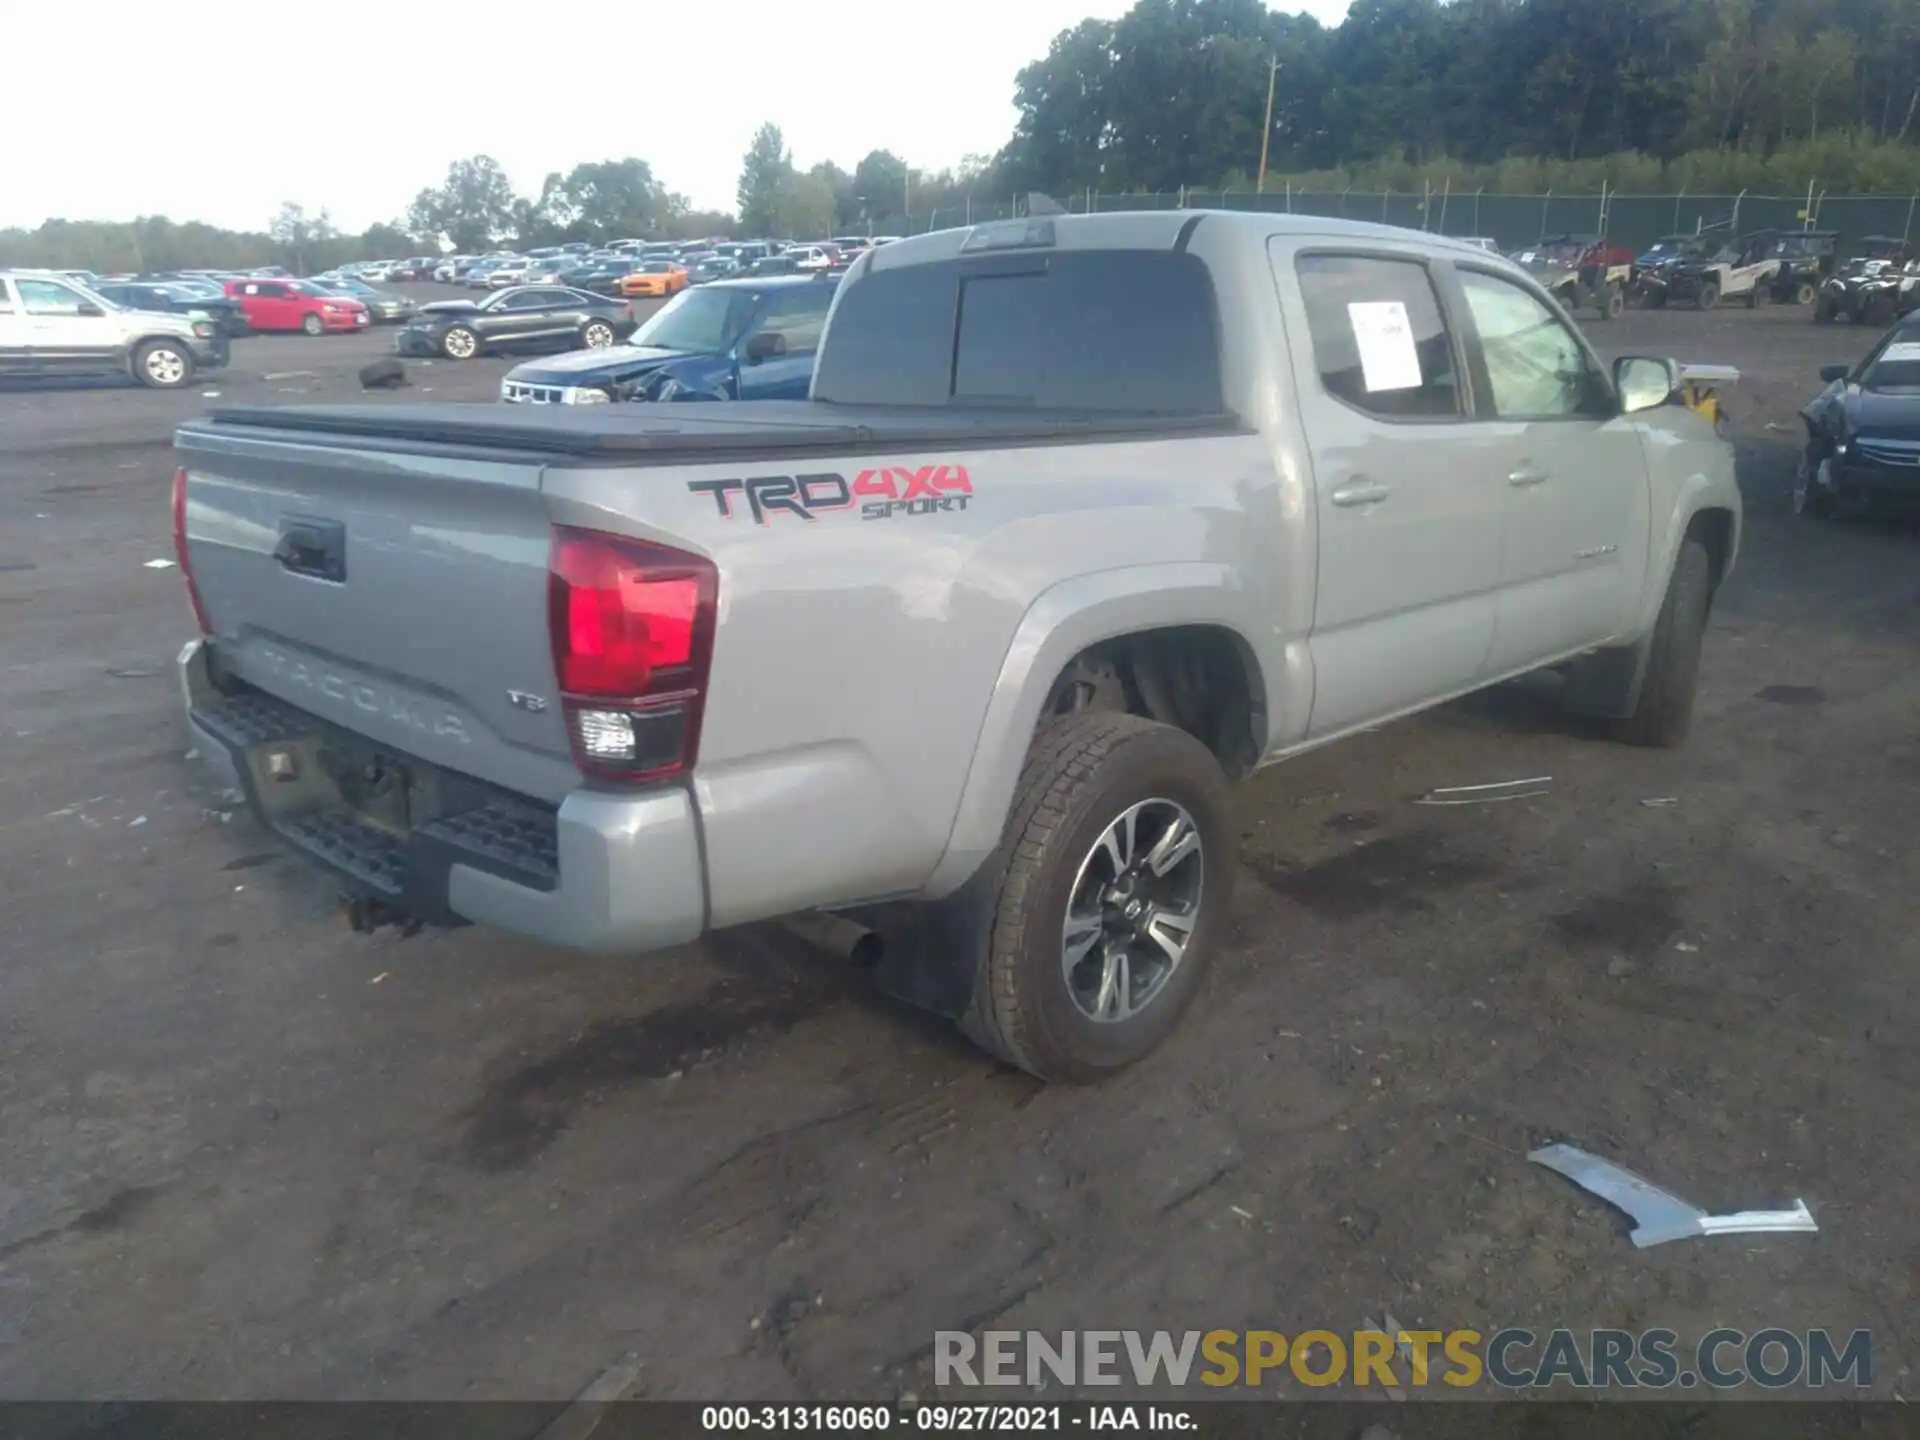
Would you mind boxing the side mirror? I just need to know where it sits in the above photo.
[1613,355,1680,415]
[743,331,787,364]
[76,302,105,318]
[1819,362,1851,384]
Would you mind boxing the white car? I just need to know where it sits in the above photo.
[784,245,836,272]
[484,259,535,288]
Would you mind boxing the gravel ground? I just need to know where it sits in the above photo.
[0,291,1913,1407]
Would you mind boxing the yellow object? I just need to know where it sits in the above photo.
[1677,363,1738,436]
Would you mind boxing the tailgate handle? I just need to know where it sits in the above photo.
[274,516,347,583]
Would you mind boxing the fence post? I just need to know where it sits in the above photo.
[1732,188,1746,234]
[1437,176,1451,234]
[1674,187,1684,232]
[1421,179,1430,230]
[1474,188,1482,234]
[1539,189,1552,242]
[965,196,972,226]
[1904,192,1916,241]
[1285,179,1292,214]
[1382,187,1392,221]
[1340,187,1351,217]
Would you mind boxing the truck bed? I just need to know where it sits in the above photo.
[192,398,1245,461]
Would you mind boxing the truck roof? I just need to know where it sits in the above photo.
[862,209,1530,271]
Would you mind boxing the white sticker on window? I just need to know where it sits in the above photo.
[1347,300,1424,392]
[1880,341,1920,362]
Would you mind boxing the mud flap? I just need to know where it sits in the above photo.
[1558,631,1655,720]
[857,853,1004,1019]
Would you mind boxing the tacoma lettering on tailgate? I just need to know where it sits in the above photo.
[688,465,972,525]
[257,645,472,743]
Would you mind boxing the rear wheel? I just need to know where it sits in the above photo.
[132,340,193,390]
[961,712,1234,1082]
[1795,281,1816,306]
[300,312,324,336]
[441,325,480,360]
[580,319,616,349]
[1697,280,1720,311]
[1600,283,1625,321]
[1608,540,1712,749]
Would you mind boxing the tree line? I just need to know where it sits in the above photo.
[1000,0,1920,196]
[4,0,1917,273]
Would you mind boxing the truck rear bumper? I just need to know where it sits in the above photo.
[177,639,706,954]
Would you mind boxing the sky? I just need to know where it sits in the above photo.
[5,0,1354,235]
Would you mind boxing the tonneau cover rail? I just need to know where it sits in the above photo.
[186,400,1247,459]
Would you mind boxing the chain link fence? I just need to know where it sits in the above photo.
[877,189,1920,255]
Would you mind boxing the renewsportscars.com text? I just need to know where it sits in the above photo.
[935,1327,1872,1391]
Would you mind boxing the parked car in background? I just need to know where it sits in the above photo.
[688,254,742,285]
[309,277,415,324]
[1796,317,1920,517]
[434,256,476,282]
[617,259,689,298]
[525,259,574,284]
[747,254,802,276]
[92,280,250,338]
[499,272,836,404]
[225,278,370,335]
[0,269,227,387]
[393,284,636,360]
[1760,230,1839,305]
[782,243,841,273]
[560,258,644,294]
[481,258,536,289]
[1815,238,1918,326]
[388,257,440,281]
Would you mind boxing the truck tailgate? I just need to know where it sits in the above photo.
[176,424,579,804]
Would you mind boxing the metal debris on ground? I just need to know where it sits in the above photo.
[1529,1142,1819,1248]
[143,559,175,570]
[1414,776,1552,806]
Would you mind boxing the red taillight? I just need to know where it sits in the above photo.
[548,526,718,782]
[171,466,210,636]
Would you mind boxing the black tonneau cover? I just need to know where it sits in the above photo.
[187,399,1244,461]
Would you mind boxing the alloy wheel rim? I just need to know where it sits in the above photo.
[1060,798,1204,1024]
[585,323,613,347]
[447,330,476,358]
[146,349,185,384]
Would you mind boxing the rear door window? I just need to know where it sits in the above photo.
[1292,253,1461,419]
[16,279,90,316]
[813,249,1222,412]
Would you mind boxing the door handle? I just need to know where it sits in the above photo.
[1508,466,1550,487]
[1330,478,1392,507]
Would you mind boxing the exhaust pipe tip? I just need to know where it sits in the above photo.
[777,912,883,969]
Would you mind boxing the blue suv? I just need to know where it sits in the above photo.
[498,274,837,405]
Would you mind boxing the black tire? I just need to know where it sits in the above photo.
[300,312,324,337]
[1795,281,1816,306]
[961,712,1235,1083]
[1600,283,1624,321]
[1608,539,1712,749]
[579,319,616,349]
[1697,280,1720,311]
[441,324,480,360]
[132,339,194,390]
[1748,283,1768,308]
[1649,288,1668,309]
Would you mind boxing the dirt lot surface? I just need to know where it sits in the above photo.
[0,290,1914,1407]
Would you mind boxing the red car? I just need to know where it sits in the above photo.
[223,278,370,335]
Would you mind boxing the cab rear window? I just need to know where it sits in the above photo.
[813,249,1224,413]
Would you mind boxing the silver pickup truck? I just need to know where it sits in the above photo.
[172,211,1740,1081]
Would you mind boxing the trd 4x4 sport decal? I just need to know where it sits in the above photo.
[688,464,973,525]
